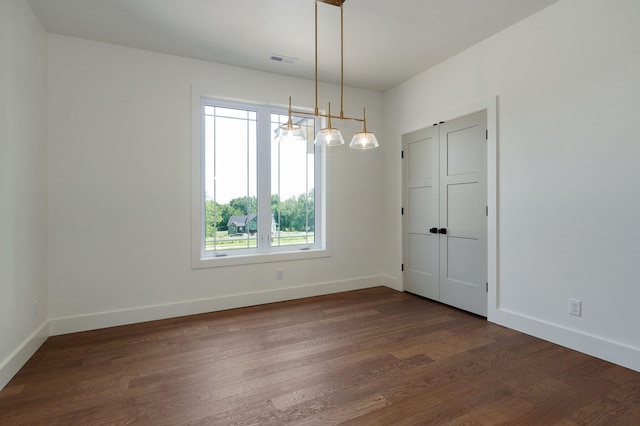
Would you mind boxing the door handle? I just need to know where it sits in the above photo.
[438,228,447,234]
[429,227,438,234]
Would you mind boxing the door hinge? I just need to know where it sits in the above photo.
[486,282,489,292]
[401,150,404,159]
[401,263,404,272]
[486,206,488,216]
[486,129,488,140]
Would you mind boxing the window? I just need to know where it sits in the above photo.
[192,96,326,268]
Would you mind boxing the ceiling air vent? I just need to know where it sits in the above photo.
[270,54,298,65]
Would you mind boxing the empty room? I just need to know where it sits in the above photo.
[2,0,639,424]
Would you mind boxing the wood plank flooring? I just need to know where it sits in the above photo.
[1,287,639,425]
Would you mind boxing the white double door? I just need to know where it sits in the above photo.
[402,111,487,316]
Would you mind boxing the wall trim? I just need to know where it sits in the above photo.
[49,276,387,336]
[382,274,401,292]
[0,321,49,390]
[490,308,640,373]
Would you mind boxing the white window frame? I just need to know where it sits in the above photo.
[191,89,329,269]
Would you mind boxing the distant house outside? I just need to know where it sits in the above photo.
[227,214,276,236]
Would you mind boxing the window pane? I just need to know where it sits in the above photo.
[271,113,315,247]
[204,106,258,252]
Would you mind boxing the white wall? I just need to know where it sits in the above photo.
[46,35,385,334]
[383,0,640,371]
[0,0,49,388]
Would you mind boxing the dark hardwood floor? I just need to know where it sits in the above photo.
[1,287,639,425]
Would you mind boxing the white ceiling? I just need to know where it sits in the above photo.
[27,0,559,92]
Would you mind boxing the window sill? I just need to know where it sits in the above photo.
[191,247,330,269]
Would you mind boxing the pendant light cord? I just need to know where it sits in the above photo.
[315,1,345,119]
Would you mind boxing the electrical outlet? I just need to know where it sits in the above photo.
[276,268,284,280]
[32,301,38,319]
[569,298,582,317]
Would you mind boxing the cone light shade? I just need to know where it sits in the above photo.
[315,128,345,146]
[349,108,379,149]
[278,96,307,142]
[276,123,306,143]
[349,131,379,149]
[314,103,345,146]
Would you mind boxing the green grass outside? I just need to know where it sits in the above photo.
[205,231,314,250]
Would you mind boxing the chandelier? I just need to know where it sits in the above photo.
[279,0,379,149]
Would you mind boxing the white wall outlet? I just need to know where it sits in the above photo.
[569,298,582,317]
[32,300,38,319]
[276,268,284,280]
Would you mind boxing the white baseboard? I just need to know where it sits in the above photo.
[0,321,49,390]
[382,274,401,292]
[49,275,387,336]
[489,308,640,373]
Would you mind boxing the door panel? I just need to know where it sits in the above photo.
[447,238,483,287]
[408,187,430,229]
[409,136,434,181]
[447,182,480,237]
[446,125,482,176]
[407,233,439,298]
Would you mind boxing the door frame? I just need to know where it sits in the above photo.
[401,96,498,321]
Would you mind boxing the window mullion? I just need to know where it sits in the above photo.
[257,106,272,251]
[200,100,208,255]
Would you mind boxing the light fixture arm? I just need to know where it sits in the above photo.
[287,96,294,127]
[362,107,367,132]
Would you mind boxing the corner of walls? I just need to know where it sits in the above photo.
[0,0,49,391]
[489,308,640,373]
[382,275,401,292]
[0,322,49,390]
